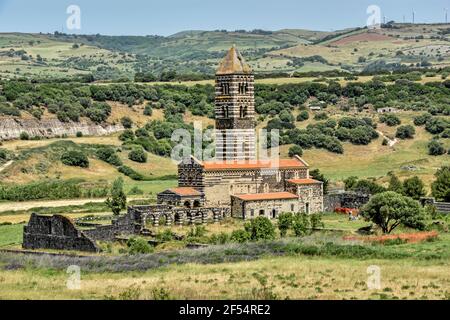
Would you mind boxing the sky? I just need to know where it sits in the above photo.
[0,0,449,36]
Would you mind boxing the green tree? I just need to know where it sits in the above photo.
[360,191,426,234]
[288,145,303,157]
[277,213,293,237]
[106,177,127,216]
[431,167,450,202]
[244,217,276,241]
[402,176,426,200]
[388,173,403,194]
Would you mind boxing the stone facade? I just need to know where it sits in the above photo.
[323,192,370,212]
[23,213,100,252]
[215,47,256,162]
[231,193,300,219]
[158,46,324,217]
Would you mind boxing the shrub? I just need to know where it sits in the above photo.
[379,114,401,126]
[76,131,83,138]
[126,237,153,255]
[425,118,448,134]
[296,110,309,122]
[313,112,328,120]
[230,229,251,243]
[288,145,303,157]
[96,147,123,166]
[19,131,29,140]
[128,147,147,163]
[119,129,135,142]
[121,116,133,129]
[396,125,415,139]
[413,113,432,126]
[310,213,324,229]
[118,166,144,180]
[143,104,153,116]
[244,217,276,241]
[292,213,311,236]
[277,213,293,237]
[428,139,445,156]
[128,186,144,195]
[61,151,89,168]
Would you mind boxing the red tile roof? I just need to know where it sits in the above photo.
[233,192,298,201]
[202,159,306,171]
[287,179,322,185]
[168,187,202,197]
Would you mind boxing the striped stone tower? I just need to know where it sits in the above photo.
[215,46,256,162]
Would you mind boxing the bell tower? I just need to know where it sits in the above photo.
[215,46,256,162]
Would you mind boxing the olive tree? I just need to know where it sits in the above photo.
[360,191,426,234]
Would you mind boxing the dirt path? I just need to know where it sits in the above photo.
[377,130,398,147]
[0,198,109,213]
[0,160,13,173]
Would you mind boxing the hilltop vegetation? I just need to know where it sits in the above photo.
[1,23,449,80]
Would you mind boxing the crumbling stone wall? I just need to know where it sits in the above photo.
[23,213,100,252]
[324,192,370,212]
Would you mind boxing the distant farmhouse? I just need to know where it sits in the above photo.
[157,46,324,219]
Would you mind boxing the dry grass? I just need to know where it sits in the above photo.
[0,256,447,300]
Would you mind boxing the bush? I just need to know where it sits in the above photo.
[288,145,303,157]
[128,147,147,163]
[121,116,133,129]
[277,213,293,237]
[96,147,123,166]
[19,131,29,140]
[396,125,415,139]
[292,213,311,236]
[143,104,153,116]
[413,113,432,126]
[119,129,135,142]
[313,112,328,121]
[310,213,324,229]
[428,139,445,156]
[128,186,144,195]
[296,110,309,122]
[126,237,153,255]
[76,131,83,137]
[379,114,401,126]
[61,150,89,168]
[230,229,251,243]
[244,217,276,241]
[118,166,144,180]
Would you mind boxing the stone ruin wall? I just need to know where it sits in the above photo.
[22,213,100,253]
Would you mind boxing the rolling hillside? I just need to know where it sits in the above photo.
[1,23,449,79]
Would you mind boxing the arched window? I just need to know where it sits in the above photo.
[240,106,244,118]
[222,106,229,118]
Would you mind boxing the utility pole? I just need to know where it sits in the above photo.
[445,8,448,24]
[412,10,415,24]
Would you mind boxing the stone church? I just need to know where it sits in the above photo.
[157,46,323,219]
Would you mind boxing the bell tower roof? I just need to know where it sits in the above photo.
[216,45,252,75]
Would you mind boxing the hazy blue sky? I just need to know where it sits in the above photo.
[0,0,448,36]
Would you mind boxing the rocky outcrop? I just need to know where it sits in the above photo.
[0,117,124,141]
